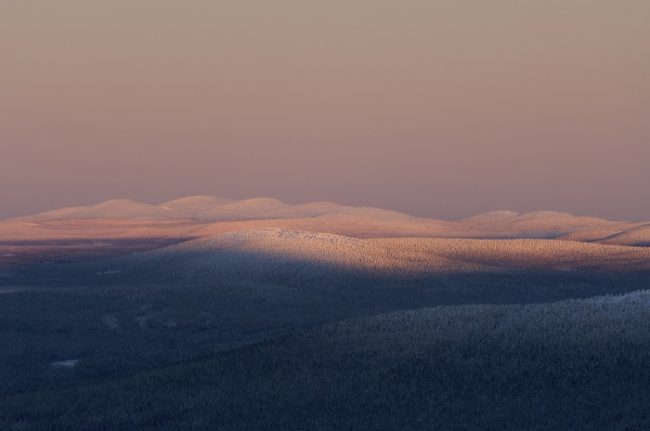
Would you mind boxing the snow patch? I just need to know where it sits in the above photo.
[50,359,79,369]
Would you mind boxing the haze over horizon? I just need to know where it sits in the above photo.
[2,1,649,220]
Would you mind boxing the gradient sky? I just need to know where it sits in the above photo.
[1,0,649,220]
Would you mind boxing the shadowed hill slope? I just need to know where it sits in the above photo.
[4,291,650,431]
[133,229,650,273]
[56,229,650,286]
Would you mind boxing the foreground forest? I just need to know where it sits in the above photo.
[3,292,650,430]
[1,197,650,430]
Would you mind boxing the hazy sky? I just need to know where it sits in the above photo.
[1,0,649,220]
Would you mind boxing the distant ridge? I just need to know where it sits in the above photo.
[159,196,234,218]
[3,196,647,244]
[16,199,181,221]
[461,211,519,223]
[8,196,418,223]
[195,197,291,221]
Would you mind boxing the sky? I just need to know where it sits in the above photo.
[1,0,649,220]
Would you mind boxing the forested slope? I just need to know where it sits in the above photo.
[4,291,650,430]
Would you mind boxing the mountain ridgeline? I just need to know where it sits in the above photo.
[4,195,649,244]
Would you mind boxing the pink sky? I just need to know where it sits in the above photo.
[1,1,649,220]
